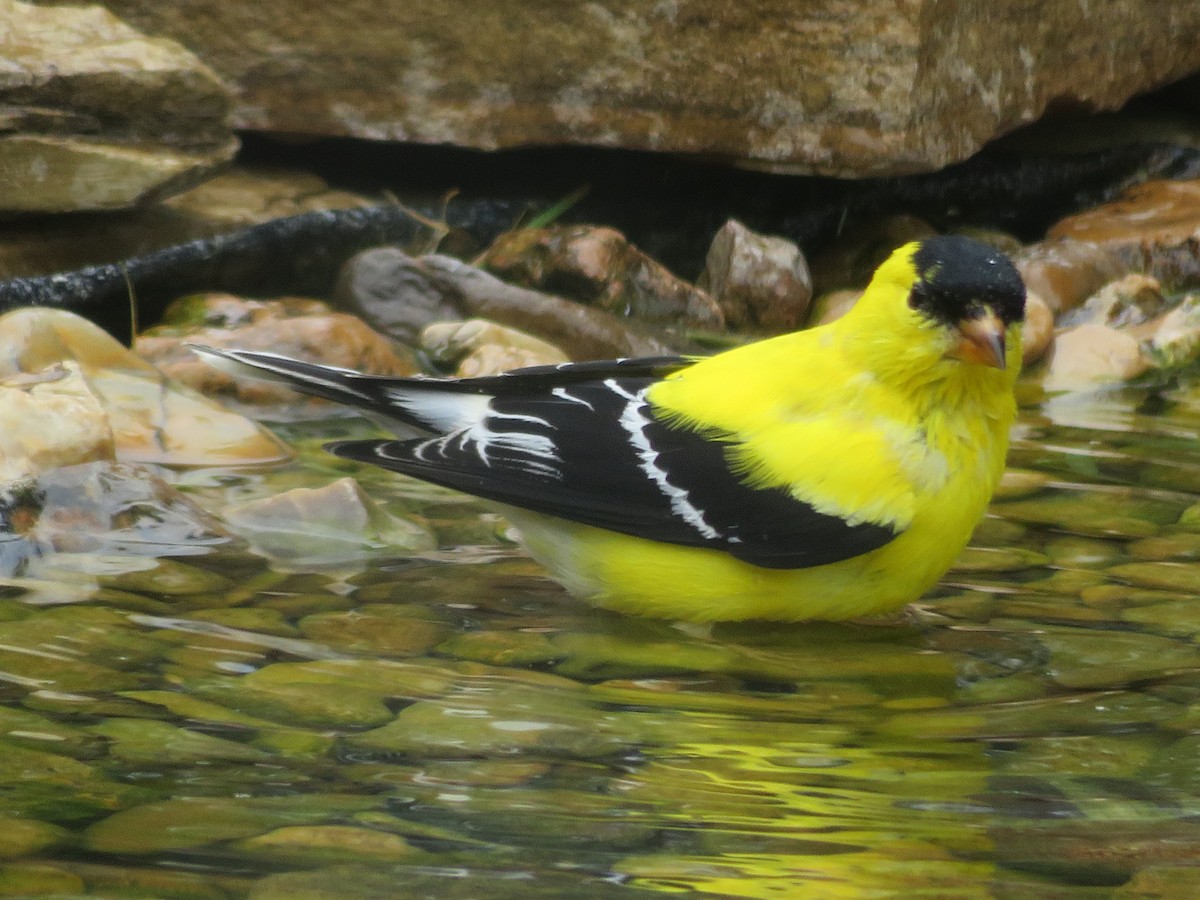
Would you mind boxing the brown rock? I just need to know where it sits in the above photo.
[700,220,811,332]
[0,0,236,214]
[136,294,418,405]
[87,1,1200,175]
[1046,178,1200,290]
[333,247,466,344]
[1021,291,1054,367]
[482,226,724,329]
[1014,240,1124,316]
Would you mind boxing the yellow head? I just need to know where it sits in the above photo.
[842,236,1026,386]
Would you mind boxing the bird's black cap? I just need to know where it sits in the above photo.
[908,235,1026,327]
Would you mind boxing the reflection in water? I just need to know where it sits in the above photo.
[0,391,1197,896]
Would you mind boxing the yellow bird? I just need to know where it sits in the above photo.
[192,235,1025,622]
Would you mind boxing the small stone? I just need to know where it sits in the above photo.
[90,719,270,765]
[1140,293,1200,369]
[1128,532,1200,562]
[0,863,83,896]
[1042,535,1125,568]
[994,468,1051,500]
[1037,626,1199,689]
[299,605,449,656]
[1038,322,1150,393]
[421,318,569,376]
[236,825,421,865]
[1021,290,1055,366]
[700,219,812,331]
[0,817,65,859]
[949,546,1047,573]
[1058,273,1167,329]
[1109,562,1200,593]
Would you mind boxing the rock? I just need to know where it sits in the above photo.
[1021,290,1054,366]
[481,225,724,329]
[0,307,290,465]
[331,246,467,344]
[0,817,66,860]
[699,220,812,332]
[236,825,422,865]
[89,2,1200,175]
[1058,274,1168,329]
[421,319,569,376]
[298,604,449,656]
[1046,178,1200,289]
[221,477,435,566]
[0,0,236,214]
[0,362,115,481]
[1140,293,1200,369]
[1038,323,1150,393]
[136,294,419,405]
[1014,239,1124,316]
[90,719,271,765]
[336,249,674,360]
[84,795,376,854]
[0,461,239,575]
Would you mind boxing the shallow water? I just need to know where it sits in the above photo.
[1,384,1200,898]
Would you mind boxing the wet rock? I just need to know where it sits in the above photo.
[1038,323,1150,393]
[1059,274,1168,329]
[1014,239,1124,316]
[0,308,289,465]
[346,680,654,759]
[1020,290,1054,366]
[236,825,422,865]
[1121,598,1200,639]
[0,0,236,214]
[0,461,239,575]
[1043,535,1124,569]
[0,362,115,481]
[993,469,1051,501]
[1109,562,1200,593]
[699,220,812,331]
[997,734,1159,779]
[1140,293,1200,369]
[336,248,674,360]
[91,719,271,765]
[483,225,724,329]
[1047,178,1200,289]
[0,816,66,859]
[0,863,83,896]
[0,743,148,822]
[422,319,569,376]
[188,658,461,729]
[221,477,435,566]
[298,604,450,656]
[436,630,562,667]
[1117,866,1200,898]
[93,3,1200,176]
[1036,627,1200,689]
[137,294,418,405]
[84,794,376,854]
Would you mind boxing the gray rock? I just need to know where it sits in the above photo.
[0,0,236,213]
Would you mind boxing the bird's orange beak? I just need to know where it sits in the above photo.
[949,309,1007,369]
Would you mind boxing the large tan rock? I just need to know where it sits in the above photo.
[0,0,236,213]
[85,0,1200,175]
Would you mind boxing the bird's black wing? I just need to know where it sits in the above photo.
[327,376,900,569]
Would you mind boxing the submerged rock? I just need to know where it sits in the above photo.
[699,219,812,332]
[221,477,435,566]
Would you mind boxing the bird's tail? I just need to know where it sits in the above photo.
[186,344,485,435]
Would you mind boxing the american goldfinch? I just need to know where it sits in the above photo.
[192,235,1025,622]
